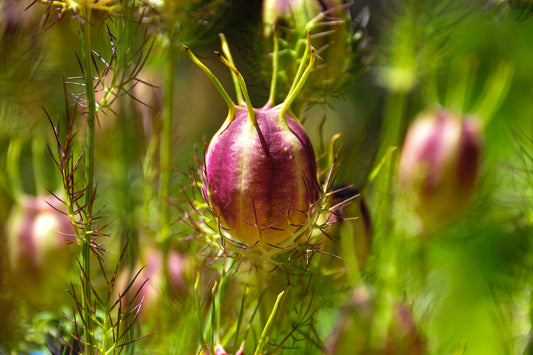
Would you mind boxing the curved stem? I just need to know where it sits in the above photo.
[233,287,249,351]
[285,34,311,102]
[184,46,236,118]
[6,138,23,202]
[194,273,206,347]
[266,33,279,107]
[217,53,255,125]
[32,137,47,195]
[219,33,244,105]
[280,47,315,119]
[473,60,514,128]
[160,35,176,249]
[254,290,285,355]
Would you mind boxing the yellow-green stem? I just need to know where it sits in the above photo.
[219,33,244,105]
[160,38,176,256]
[32,137,47,195]
[217,53,255,124]
[233,287,249,351]
[185,46,235,117]
[369,90,408,350]
[280,47,315,120]
[194,273,206,347]
[116,2,139,272]
[6,139,23,201]
[267,33,279,107]
[284,36,311,107]
[254,290,285,355]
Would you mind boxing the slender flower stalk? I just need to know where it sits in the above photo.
[159,37,176,246]
[369,56,410,355]
[31,138,47,195]
[79,7,96,353]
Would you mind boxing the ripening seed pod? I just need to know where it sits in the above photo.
[187,34,320,248]
[204,104,319,245]
[327,287,427,355]
[397,109,483,229]
[383,304,427,355]
[6,194,76,306]
[116,248,186,320]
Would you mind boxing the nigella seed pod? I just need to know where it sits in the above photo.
[116,248,186,320]
[6,194,76,306]
[328,288,427,355]
[186,34,320,247]
[398,109,483,229]
[205,104,318,245]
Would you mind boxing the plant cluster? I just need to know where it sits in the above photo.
[0,0,532,354]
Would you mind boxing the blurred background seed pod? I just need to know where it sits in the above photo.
[203,107,319,247]
[327,286,427,355]
[5,194,77,308]
[115,247,188,322]
[397,109,484,232]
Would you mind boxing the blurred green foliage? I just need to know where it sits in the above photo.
[0,0,532,354]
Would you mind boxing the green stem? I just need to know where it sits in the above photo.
[254,290,285,355]
[254,257,267,324]
[118,99,138,268]
[285,35,311,105]
[210,281,218,352]
[280,47,315,120]
[32,137,47,195]
[118,1,139,274]
[217,53,255,124]
[369,90,408,350]
[80,9,96,354]
[473,60,514,128]
[233,287,249,351]
[219,33,244,105]
[6,138,23,202]
[266,33,279,107]
[159,38,176,249]
[185,46,236,118]
[194,273,206,347]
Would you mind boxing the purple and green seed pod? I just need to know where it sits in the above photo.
[204,104,318,245]
[398,109,483,228]
[187,34,320,247]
